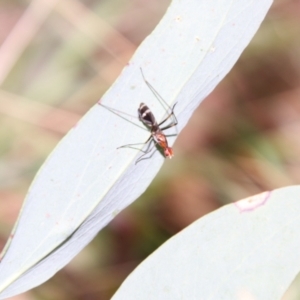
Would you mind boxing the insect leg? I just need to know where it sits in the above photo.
[135,141,157,164]
[159,103,178,130]
[117,135,152,151]
[140,68,172,112]
[98,102,147,132]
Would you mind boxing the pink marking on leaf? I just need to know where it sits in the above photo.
[235,191,271,213]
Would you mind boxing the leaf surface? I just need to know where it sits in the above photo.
[0,0,273,298]
[112,187,300,300]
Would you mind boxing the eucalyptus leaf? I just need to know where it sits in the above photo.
[0,0,272,298]
[112,187,300,300]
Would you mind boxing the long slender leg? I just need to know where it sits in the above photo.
[160,121,177,131]
[118,136,157,161]
[140,68,171,113]
[157,103,178,131]
[136,142,157,164]
[118,135,158,164]
[140,68,179,133]
[118,135,152,150]
[98,102,147,132]
[158,103,178,126]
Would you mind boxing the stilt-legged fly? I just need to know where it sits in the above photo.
[99,68,178,164]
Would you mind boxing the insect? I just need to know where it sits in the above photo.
[100,68,178,164]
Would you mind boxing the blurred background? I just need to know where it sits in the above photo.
[0,0,299,299]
